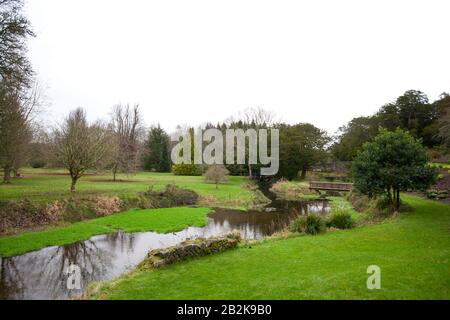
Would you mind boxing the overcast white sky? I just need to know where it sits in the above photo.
[26,0,450,134]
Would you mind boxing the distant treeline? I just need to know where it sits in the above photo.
[332,90,450,162]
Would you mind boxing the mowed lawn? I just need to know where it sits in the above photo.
[0,207,211,257]
[89,195,450,300]
[0,168,255,208]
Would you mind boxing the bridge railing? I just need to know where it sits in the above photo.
[309,181,353,192]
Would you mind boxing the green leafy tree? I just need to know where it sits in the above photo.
[334,90,441,161]
[393,90,438,147]
[332,116,379,161]
[279,123,330,180]
[352,128,437,211]
[143,125,171,172]
[435,93,450,148]
[0,0,35,88]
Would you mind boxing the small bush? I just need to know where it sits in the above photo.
[62,198,97,222]
[325,190,342,197]
[142,184,199,208]
[269,179,316,201]
[347,191,370,212]
[290,214,326,235]
[204,165,229,188]
[172,164,203,176]
[30,161,47,168]
[369,195,400,216]
[94,197,122,216]
[327,208,354,229]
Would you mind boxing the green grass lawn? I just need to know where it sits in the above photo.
[0,168,255,209]
[89,195,450,300]
[0,207,211,257]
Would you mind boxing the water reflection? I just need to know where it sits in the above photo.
[0,200,329,300]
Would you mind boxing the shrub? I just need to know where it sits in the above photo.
[62,198,97,222]
[347,191,370,212]
[290,214,326,235]
[30,161,47,168]
[289,216,306,233]
[118,194,153,209]
[270,179,316,201]
[44,200,65,222]
[143,184,199,208]
[172,164,203,176]
[204,165,229,188]
[327,208,354,229]
[325,190,342,197]
[94,196,122,216]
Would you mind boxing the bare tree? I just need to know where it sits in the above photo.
[240,107,276,128]
[109,104,144,181]
[204,165,230,189]
[226,107,276,177]
[53,108,111,192]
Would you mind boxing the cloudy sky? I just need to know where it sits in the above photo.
[26,0,450,134]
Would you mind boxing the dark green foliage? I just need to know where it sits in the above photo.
[172,164,203,176]
[327,210,354,229]
[290,214,326,235]
[332,116,379,161]
[333,90,443,162]
[143,184,199,208]
[0,0,35,88]
[435,93,450,148]
[143,125,171,172]
[30,161,46,169]
[352,128,437,211]
[278,123,330,180]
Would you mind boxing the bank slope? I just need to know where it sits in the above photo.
[0,207,211,257]
[90,195,450,300]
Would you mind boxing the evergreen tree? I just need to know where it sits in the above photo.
[143,125,171,172]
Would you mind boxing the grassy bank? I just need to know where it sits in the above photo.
[0,169,257,209]
[269,180,318,200]
[0,207,211,257]
[88,195,450,300]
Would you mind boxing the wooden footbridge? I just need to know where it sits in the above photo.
[309,181,353,192]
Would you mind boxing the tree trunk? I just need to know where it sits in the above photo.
[387,187,393,205]
[396,189,400,211]
[70,177,78,192]
[3,167,12,184]
[248,164,252,178]
[113,169,117,182]
[300,168,307,180]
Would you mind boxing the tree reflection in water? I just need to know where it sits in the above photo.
[0,199,329,300]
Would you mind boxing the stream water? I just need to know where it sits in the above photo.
[0,187,330,300]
